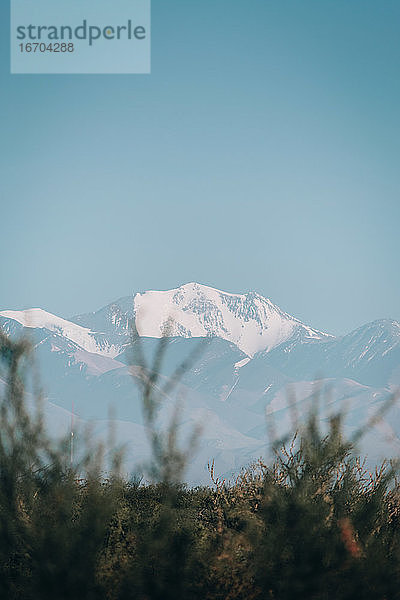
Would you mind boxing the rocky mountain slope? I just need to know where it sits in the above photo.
[1,283,399,483]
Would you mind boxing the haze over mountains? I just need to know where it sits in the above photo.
[1,283,400,483]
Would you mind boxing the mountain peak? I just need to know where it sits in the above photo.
[0,307,119,358]
[1,284,330,359]
[133,283,327,357]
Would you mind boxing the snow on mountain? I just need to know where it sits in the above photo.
[255,318,400,387]
[134,282,329,357]
[0,308,120,358]
[71,296,134,336]
[1,285,399,482]
[338,319,400,367]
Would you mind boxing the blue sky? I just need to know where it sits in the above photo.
[1,0,399,335]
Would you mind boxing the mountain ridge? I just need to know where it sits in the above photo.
[1,283,399,483]
[2,283,399,365]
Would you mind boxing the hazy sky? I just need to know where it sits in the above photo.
[1,0,399,335]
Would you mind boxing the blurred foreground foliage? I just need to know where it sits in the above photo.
[1,330,400,599]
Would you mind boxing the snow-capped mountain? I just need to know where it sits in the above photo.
[68,282,331,358]
[133,283,331,357]
[71,296,134,338]
[256,318,400,388]
[1,283,400,483]
[0,308,120,358]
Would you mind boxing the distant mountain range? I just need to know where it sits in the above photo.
[1,282,400,483]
